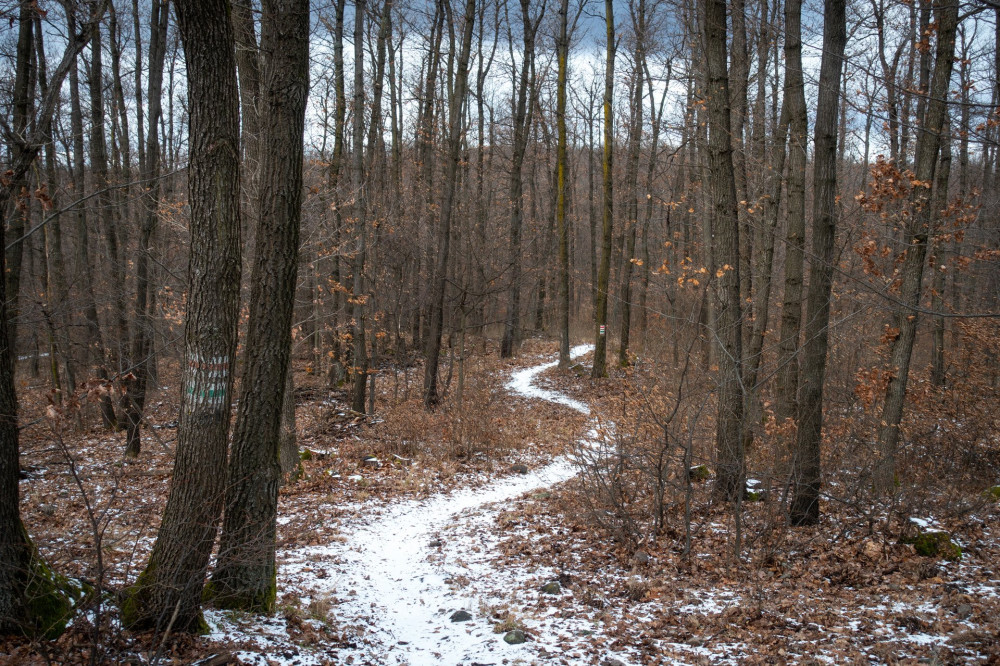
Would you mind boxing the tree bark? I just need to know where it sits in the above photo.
[789,0,847,525]
[775,0,807,423]
[873,0,958,495]
[124,0,169,458]
[123,0,242,632]
[423,0,476,407]
[500,0,540,359]
[703,0,745,501]
[591,0,615,379]
[210,0,309,611]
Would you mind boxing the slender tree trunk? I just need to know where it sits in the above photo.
[703,0,745,501]
[591,0,615,378]
[930,112,952,387]
[124,0,168,458]
[123,0,242,631]
[423,0,476,407]
[775,0,807,423]
[500,0,540,359]
[873,0,958,495]
[789,0,847,525]
[89,22,130,380]
[350,0,369,413]
[555,0,571,367]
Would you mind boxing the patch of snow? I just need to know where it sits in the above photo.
[504,344,593,414]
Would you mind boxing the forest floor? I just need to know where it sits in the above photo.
[3,338,1000,665]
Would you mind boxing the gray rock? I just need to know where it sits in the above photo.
[633,550,649,565]
[503,629,526,644]
[39,504,56,517]
[956,603,973,619]
[450,610,473,622]
[541,581,561,595]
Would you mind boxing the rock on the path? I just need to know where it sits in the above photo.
[450,610,473,622]
[503,629,526,644]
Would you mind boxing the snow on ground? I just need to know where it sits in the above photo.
[207,344,602,665]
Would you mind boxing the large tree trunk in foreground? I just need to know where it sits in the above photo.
[1,0,106,638]
[123,0,242,632]
[210,0,309,611]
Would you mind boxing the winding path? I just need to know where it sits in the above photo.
[222,344,595,665]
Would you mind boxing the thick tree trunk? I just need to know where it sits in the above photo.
[210,0,309,611]
[123,0,242,632]
[1,0,105,638]
[789,0,847,525]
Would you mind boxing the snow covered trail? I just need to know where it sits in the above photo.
[209,344,595,665]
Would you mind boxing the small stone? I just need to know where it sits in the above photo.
[541,581,561,595]
[450,610,473,622]
[503,629,526,644]
[511,464,529,475]
[39,504,56,517]
[956,603,973,619]
[633,550,649,565]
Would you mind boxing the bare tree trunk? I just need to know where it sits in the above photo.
[775,0,807,423]
[591,0,615,379]
[555,0,572,367]
[618,0,645,368]
[123,0,242,631]
[789,0,847,526]
[703,0,745,501]
[423,0,476,407]
[210,0,308,611]
[124,0,169,458]
[350,0,369,413]
[930,112,952,388]
[500,0,540,359]
[873,0,958,495]
[89,22,130,381]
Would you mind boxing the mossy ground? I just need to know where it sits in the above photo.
[902,531,963,562]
